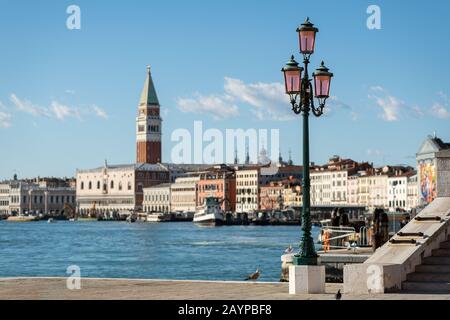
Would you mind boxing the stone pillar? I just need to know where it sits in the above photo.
[289,265,325,294]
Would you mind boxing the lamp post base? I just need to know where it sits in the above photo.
[292,255,318,266]
[289,265,325,294]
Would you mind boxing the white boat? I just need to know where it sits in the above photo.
[146,213,170,222]
[47,218,54,223]
[193,197,224,226]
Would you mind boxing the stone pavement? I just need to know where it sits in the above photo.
[0,277,449,300]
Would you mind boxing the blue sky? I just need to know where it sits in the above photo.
[0,0,449,179]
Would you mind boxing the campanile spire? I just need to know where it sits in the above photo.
[136,66,162,164]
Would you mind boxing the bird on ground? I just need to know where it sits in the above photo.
[335,289,342,300]
[245,269,260,281]
[284,245,294,254]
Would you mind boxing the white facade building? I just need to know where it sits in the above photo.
[0,183,11,216]
[368,174,389,210]
[143,183,171,213]
[310,170,332,206]
[76,163,169,215]
[170,176,199,213]
[388,175,409,211]
[407,174,420,211]
[0,180,75,216]
[236,168,260,213]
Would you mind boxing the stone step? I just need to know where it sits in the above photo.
[432,248,450,257]
[416,264,450,273]
[423,256,450,265]
[442,241,450,249]
[407,272,450,282]
[402,281,450,292]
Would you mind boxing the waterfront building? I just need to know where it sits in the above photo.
[347,174,360,206]
[197,165,236,212]
[310,169,332,206]
[0,179,75,216]
[170,176,200,213]
[282,179,302,208]
[259,177,302,211]
[136,66,162,164]
[260,181,284,211]
[387,168,416,211]
[0,183,10,216]
[76,163,169,215]
[416,135,450,205]
[367,169,389,210]
[357,173,371,208]
[311,156,372,206]
[407,174,420,211]
[235,167,260,213]
[143,183,171,213]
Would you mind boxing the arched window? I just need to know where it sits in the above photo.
[81,182,84,190]
[97,181,101,189]
[88,181,92,190]
[119,182,122,191]
[128,182,132,191]
[110,181,114,189]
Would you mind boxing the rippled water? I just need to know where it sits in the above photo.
[0,221,320,282]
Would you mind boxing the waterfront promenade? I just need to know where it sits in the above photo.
[1,277,450,300]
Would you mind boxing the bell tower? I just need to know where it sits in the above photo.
[136,66,162,164]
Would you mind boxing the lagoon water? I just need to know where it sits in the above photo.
[0,221,320,282]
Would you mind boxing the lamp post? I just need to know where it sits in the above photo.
[282,17,334,266]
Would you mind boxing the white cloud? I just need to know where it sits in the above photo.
[223,77,293,121]
[10,94,51,117]
[177,77,295,121]
[50,101,81,120]
[431,102,450,119]
[9,94,108,122]
[367,86,418,121]
[177,93,239,120]
[0,111,12,128]
[91,104,108,119]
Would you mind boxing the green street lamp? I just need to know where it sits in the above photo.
[282,17,334,266]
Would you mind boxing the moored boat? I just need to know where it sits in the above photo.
[146,213,170,222]
[7,215,39,222]
[193,197,224,226]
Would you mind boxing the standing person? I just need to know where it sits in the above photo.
[380,210,390,244]
[338,208,349,227]
[331,208,340,227]
[371,209,382,251]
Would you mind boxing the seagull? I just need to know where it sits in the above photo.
[284,245,294,254]
[335,289,342,300]
[245,269,260,281]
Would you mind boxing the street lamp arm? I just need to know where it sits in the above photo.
[310,82,325,117]
[290,96,303,114]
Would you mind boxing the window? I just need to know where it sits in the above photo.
[97,181,101,189]
[138,125,145,132]
[119,182,122,191]
[110,181,114,189]
[128,182,132,191]
[81,182,84,190]
[89,182,92,190]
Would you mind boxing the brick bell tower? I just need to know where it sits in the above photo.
[136,66,162,164]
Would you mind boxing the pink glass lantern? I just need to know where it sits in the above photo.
[313,61,333,99]
[297,17,319,55]
[282,56,303,94]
